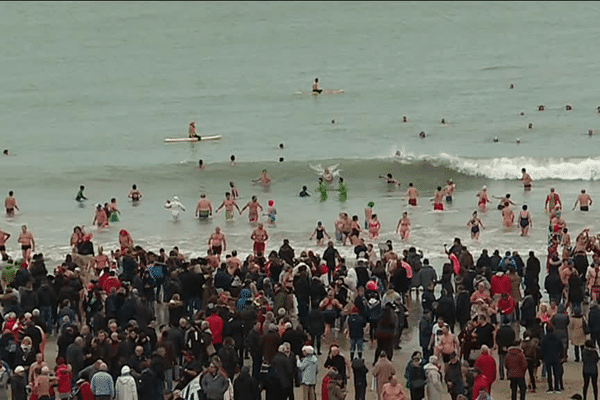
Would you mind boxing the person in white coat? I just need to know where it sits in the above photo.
[424,355,443,400]
[115,365,138,400]
[165,196,186,220]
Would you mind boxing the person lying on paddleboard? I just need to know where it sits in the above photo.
[188,121,200,139]
[312,78,323,94]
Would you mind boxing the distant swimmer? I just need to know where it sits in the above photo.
[403,182,419,206]
[367,214,381,240]
[0,227,10,260]
[441,118,447,124]
[364,202,374,229]
[76,185,87,202]
[252,169,271,186]
[299,186,311,197]
[4,191,19,217]
[544,188,562,214]
[188,122,200,139]
[217,192,241,221]
[520,168,532,189]
[538,105,545,111]
[493,193,515,210]
[396,211,411,241]
[108,198,120,222]
[279,157,284,162]
[195,194,213,219]
[467,211,484,241]
[402,116,408,123]
[312,78,323,94]
[250,222,269,256]
[230,155,236,166]
[240,195,263,223]
[128,185,142,202]
[17,225,35,264]
[589,129,594,137]
[528,123,533,130]
[573,189,593,211]
[331,119,336,124]
[501,202,514,228]
[432,186,445,211]
[93,204,109,227]
[2,149,8,156]
[509,84,515,89]
[198,159,205,171]
[444,179,456,202]
[566,104,572,111]
[208,227,226,259]
[317,178,328,202]
[337,177,348,202]
[476,186,490,211]
[518,205,532,236]
[419,131,426,139]
[379,173,401,185]
[164,196,186,220]
[229,181,240,200]
[520,112,525,116]
[266,200,277,224]
[493,137,499,142]
[597,106,600,113]
[516,138,521,144]
[309,221,330,246]
[279,143,284,150]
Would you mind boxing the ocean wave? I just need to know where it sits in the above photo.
[393,148,600,181]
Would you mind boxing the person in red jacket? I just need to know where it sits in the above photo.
[206,307,224,352]
[472,368,490,400]
[504,342,527,400]
[474,345,497,394]
[490,271,511,296]
[498,293,516,323]
[75,378,95,400]
[55,357,73,399]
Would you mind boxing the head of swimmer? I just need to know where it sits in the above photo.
[225,192,231,199]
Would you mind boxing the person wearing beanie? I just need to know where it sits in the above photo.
[115,365,138,400]
[297,345,318,400]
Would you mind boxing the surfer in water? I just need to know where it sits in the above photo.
[76,185,87,202]
[188,122,200,139]
[128,185,142,202]
[312,78,323,94]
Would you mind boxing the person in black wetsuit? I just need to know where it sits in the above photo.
[312,78,323,94]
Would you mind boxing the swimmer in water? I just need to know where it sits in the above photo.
[441,118,447,124]
[317,178,328,202]
[198,160,205,171]
[501,202,515,228]
[299,186,311,197]
[364,202,374,229]
[2,150,8,156]
[312,78,323,94]
[520,112,525,116]
[4,191,19,217]
[164,196,186,220]
[573,189,592,211]
[331,119,336,124]
[337,177,348,202]
[493,193,516,210]
[230,155,236,166]
[128,185,142,202]
[188,122,200,139]
[403,183,419,206]
[217,192,241,221]
[279,143,284,150]
[538,105,545,111]
[402,116,408,123]
[589,129,594,137]
[195,194,213,219]
[368,214,381,240]
[252,169,271,186]
[444,179,455,202]
[518,205,532,236]
[520,168,532,190]
[266,200,277,225]
[528,123,533,129]
[229,181,239,200]
[509,84,515,89]
[493,137,499,142]
[93,204,109,228]
[476,186,490,211]
[516,138,521,144]
[432,186,445,211]
[467,211,484,241]
[566,104,572,111]
[108,198,120,222]
[379,173,401,185]
[309,221,330,246]
[396,211,411,241]
[76,185,87,202]
[279,157,284,162]
[240,195,263,223]
[419,131,426,139]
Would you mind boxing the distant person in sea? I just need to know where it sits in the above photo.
[419,131,426,139]
[337,177,348,202]
[230,155,236,166]
[310,221,330,245]
[317,178,328,202]
[518,205,532,236]
[279,157,284,162]
[520,168,533,190]
[589,130,594,137]
[573,189,593,211]
[403,116,408,122]
[108,198,120,222]
[76,185,87,202]
[312,78,323,94]
[128,184,142,202]
[279,143,284,150]
[253,169,271,186]
[195,194,213,219]
[217,192,241,221]
[493,137,499,142]
[164,196,186,220]
[441,118,447,125]
[380,173,401,185]
[501,202,515,228]
[299,186,311,197]
[198,159,205,170]
[17,224,35,263]
[93,203,109,227]
[566,104,572,111]
[432,187,445,211]
[538,105,545,111]
[467,211,484,241]
[528,123,533,130]
[404,183,419,206]
[477,186,490,210]
[229,181,240,200]
[444,179,456,202]
[4,191,19,217]
[188,121,200,139]
[396,211,411,241]
[544,188,562,214]
[240,196,263,223]
[509,83,515,89]
[2,149,8,156]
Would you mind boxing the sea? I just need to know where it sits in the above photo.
[1,1,600,274]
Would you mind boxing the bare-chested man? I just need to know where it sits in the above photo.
[573,189,593,211]
[0,228,10,260]
[545,188,562,214]
[240,196,263,223]
[4,191,19,217]
[195,194,213,219]
[493,193,516,210]
[520,168,532,190]
[334,213,346,242]
[444,179,456,202]
[403,182,419,206]
[476,186,490,211]
[229,181,240,200]
[128,185,143,202]
[17,225,34,263]
[432,186,445,211]
[252,169,271,186]
[90,246,110,276]
[501,203,515,228]
[208,227,226,259]
[216,192,240,221]
[226,250,242,275]
[379,173,401,185]
[250,222,269,256]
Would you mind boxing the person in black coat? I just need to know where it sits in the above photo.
[308,307,325,355]
[545,267,563,305]
[234,366,260,400]
[352,357,369,400]
[495,318,516,380]
[272,347,295,400]
[138,367,164,400]
[541,325,564,392]
[435,290,456,332]
[455,287,471,331]
[218,337,239,380]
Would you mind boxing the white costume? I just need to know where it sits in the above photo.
[165,196,186,219]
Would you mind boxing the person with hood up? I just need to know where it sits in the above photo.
[233,366,260,400]
[424,355,444,400]
[115,365,138,400]
[164,196,186,219]
[504,340,527,400]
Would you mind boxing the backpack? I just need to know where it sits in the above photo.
[367,298,383,322]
